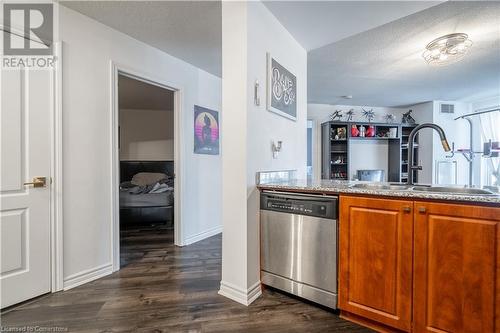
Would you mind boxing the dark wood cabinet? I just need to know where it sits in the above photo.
[340,195,500,333]
[339,196,413,332]
[414,201,500,333]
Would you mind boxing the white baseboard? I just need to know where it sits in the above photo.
[63,263,113,291]
[218,280,262,306]
[184,225,222,246]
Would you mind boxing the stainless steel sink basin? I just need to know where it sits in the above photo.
[412,186,496,195]
[349,183,497,196]
[350,183,413,191]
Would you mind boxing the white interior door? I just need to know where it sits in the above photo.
[1,65,53,308]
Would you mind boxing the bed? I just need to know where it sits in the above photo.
[119,161,174,226]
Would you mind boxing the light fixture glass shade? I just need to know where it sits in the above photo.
[423,33,473,65]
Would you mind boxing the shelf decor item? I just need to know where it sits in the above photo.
[402,110,416,124]
[359,125,366,137]
[351,124,359,137]
[267,53,297,121]
[330,110,343,121]
[337,127,347,139]
[385,114,396,124]
[333,157,343,164]
[366,125,375,137]
[362,108,375,122]
[346,109,355,121]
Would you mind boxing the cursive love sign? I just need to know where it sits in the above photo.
[267,53,297,121]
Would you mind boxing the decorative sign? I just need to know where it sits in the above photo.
[194,105,219,155]
[267,53,297,121]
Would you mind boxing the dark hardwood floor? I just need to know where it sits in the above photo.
[2,225,373,332]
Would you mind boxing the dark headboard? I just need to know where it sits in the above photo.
[120,161,174,182]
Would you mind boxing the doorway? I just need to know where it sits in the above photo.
[111,65,183,271]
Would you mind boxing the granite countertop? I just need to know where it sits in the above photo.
[257,179,500,205]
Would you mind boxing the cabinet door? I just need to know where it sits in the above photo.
[339,196,413,332]
[414,202,500,333]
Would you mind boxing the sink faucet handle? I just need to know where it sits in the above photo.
[446,142,455,158]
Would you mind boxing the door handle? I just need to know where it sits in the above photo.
[23,177,47,188]
[402,206,412,213]
[418,207,427,214]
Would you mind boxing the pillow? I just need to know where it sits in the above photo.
[131,172,167,186]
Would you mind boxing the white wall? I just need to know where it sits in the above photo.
[471,95,500,111]
[247,0,307,287]
[470,95,500,186]
[219,1,249,302]
[431,101,471,186]
[119,109,174,161]
[411,102,434,184]
[349,141,389,181]
[308,104,407,180]
[411,101,472,185]
[219,1,307,305]
[59,5,222,286]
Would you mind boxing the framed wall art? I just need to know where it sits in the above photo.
[194,105,219,155]
[267,53,297,121]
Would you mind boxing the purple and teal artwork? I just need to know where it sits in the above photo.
[194,105,219,155]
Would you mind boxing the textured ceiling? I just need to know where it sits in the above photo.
[119,75,174,110]
[61,1,436,78]
[262,1,441,50]
[307,1,500,107]
[62,1,500,107]
[61,1,222,76]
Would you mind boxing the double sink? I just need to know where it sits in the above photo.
[349,183,497,196]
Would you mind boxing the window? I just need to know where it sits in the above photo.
[307,120,313,181]
[479,108,500,186]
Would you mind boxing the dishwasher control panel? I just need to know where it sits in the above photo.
[261,192,337,219]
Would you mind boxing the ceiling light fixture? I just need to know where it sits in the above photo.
[423,33,473,66]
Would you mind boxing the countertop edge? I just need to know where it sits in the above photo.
[257,184,500,206]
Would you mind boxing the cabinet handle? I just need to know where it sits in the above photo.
[418,207,427,214]
[402,207,411,213]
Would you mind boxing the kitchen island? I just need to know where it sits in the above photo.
[258,180,500,333]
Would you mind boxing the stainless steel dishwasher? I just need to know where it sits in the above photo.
[260,191,338,309]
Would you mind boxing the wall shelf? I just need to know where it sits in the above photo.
[321,121,418,182]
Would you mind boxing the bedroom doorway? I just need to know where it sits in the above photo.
[111,66,183,271]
